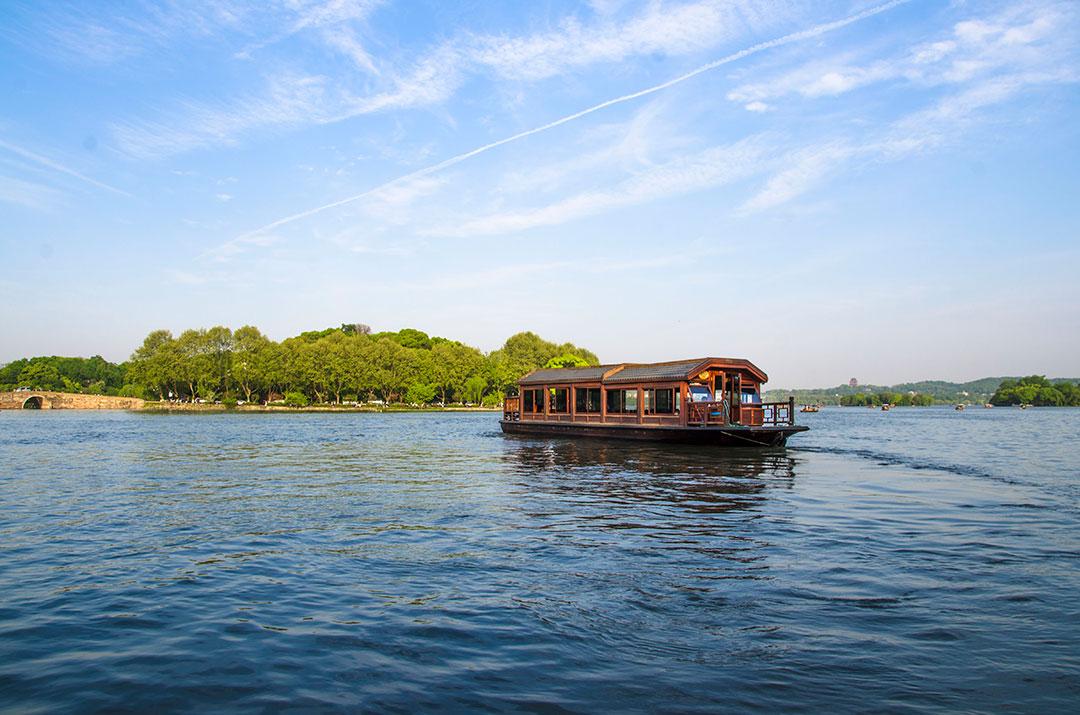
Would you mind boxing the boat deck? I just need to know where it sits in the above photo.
[500,419,808,447]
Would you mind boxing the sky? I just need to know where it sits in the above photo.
[1,0,1078,388]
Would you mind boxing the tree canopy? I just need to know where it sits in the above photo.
[0,355,126,395]
[990,376,1080,406]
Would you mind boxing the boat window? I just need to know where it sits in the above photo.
[574,387,601,413]
[645,388,675,414]
[606,388,638,414]
[688,384,711,403]
[549,387,568,413]
[523,388,544,413]
[741,388,760,404]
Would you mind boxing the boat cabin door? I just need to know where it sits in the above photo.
[729,373,741,423]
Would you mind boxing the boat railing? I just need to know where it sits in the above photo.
[758,399,795,426]
[688,397,795,427]
[687,401,728,426]
[503,396,520,421]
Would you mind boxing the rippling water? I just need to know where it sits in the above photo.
[1,408,1077,712]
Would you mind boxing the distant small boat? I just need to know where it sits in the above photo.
[800,404,820,413]
[984,403,993,409]
[955,404,966,411]
[1020,403,1031,410]
[881,403,891,411]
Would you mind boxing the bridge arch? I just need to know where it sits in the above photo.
[21,395,44,409]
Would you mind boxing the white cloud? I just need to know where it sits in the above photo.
[0,138,131,197]
[110,0,813,159]
[15,1,254,66]
[112,73,334,159]
[727,1,1076,106]
[201,233,282,262]
[739,63,1078,215]
[238,0,383,62]
[739,142,850,213]
[113,45,465,159]
[0,175,61,209]
[201,0,910,258]
[430,136,768,237]
[320,26,380,74]
[467,0,793,82]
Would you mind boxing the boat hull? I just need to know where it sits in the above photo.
[500,420,808,447]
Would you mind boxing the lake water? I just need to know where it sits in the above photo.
[1,408,1077,712]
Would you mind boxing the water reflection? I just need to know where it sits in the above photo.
[504,437,797,515]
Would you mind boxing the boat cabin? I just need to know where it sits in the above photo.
[502,357,795,429]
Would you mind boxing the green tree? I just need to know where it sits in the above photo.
[545,353,589,369]
[314,331,355,404]
[395,328,432,350]
[128,329,179,400]
[431,341,483,404]
[463,375,487,404]
[18,361,61,390]
[231,325,271,402]
[488,332,598,392]
[203,326,234,398]
[283,390,309,407]
[405,382,437,405]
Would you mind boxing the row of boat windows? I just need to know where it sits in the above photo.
[521,387,679,415]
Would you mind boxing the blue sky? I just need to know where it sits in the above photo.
[1,0,1078,387]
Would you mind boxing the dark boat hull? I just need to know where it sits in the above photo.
[500,420,808,447]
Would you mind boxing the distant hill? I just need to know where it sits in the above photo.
[765,377,1080,406]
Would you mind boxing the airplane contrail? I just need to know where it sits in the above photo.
[0,138,132,198]
[207,0,911,259]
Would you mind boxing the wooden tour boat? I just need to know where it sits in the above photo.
[501,357,807,447]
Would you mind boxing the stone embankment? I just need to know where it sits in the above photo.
[0,391,145,410]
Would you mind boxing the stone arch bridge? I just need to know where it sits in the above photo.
[0,391,145,410]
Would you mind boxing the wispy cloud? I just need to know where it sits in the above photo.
[111,0,886,160]
[727,0,1077,107]
[237,0,382,59]
[738,141,850,214]
[466,0,793,81]
[739,66,1078,214]
[113,44,464,160]
[111,73,334,159]
[202,233,282,263]
[0,174,61,209]
[730,3,1080,213]
[430,136,767,236]
[8,1,253,66]
[0,138,131,197]
[202,0,910,258]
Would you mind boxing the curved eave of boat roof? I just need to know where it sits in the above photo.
[518,357,767,386]
[517,365,618,385]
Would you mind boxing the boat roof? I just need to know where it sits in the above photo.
[518,357,767,386]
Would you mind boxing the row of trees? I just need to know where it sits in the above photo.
[990,376,1080,406]
[839,391,936,407]
[121,325,597,406]
[1,326,598,406]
